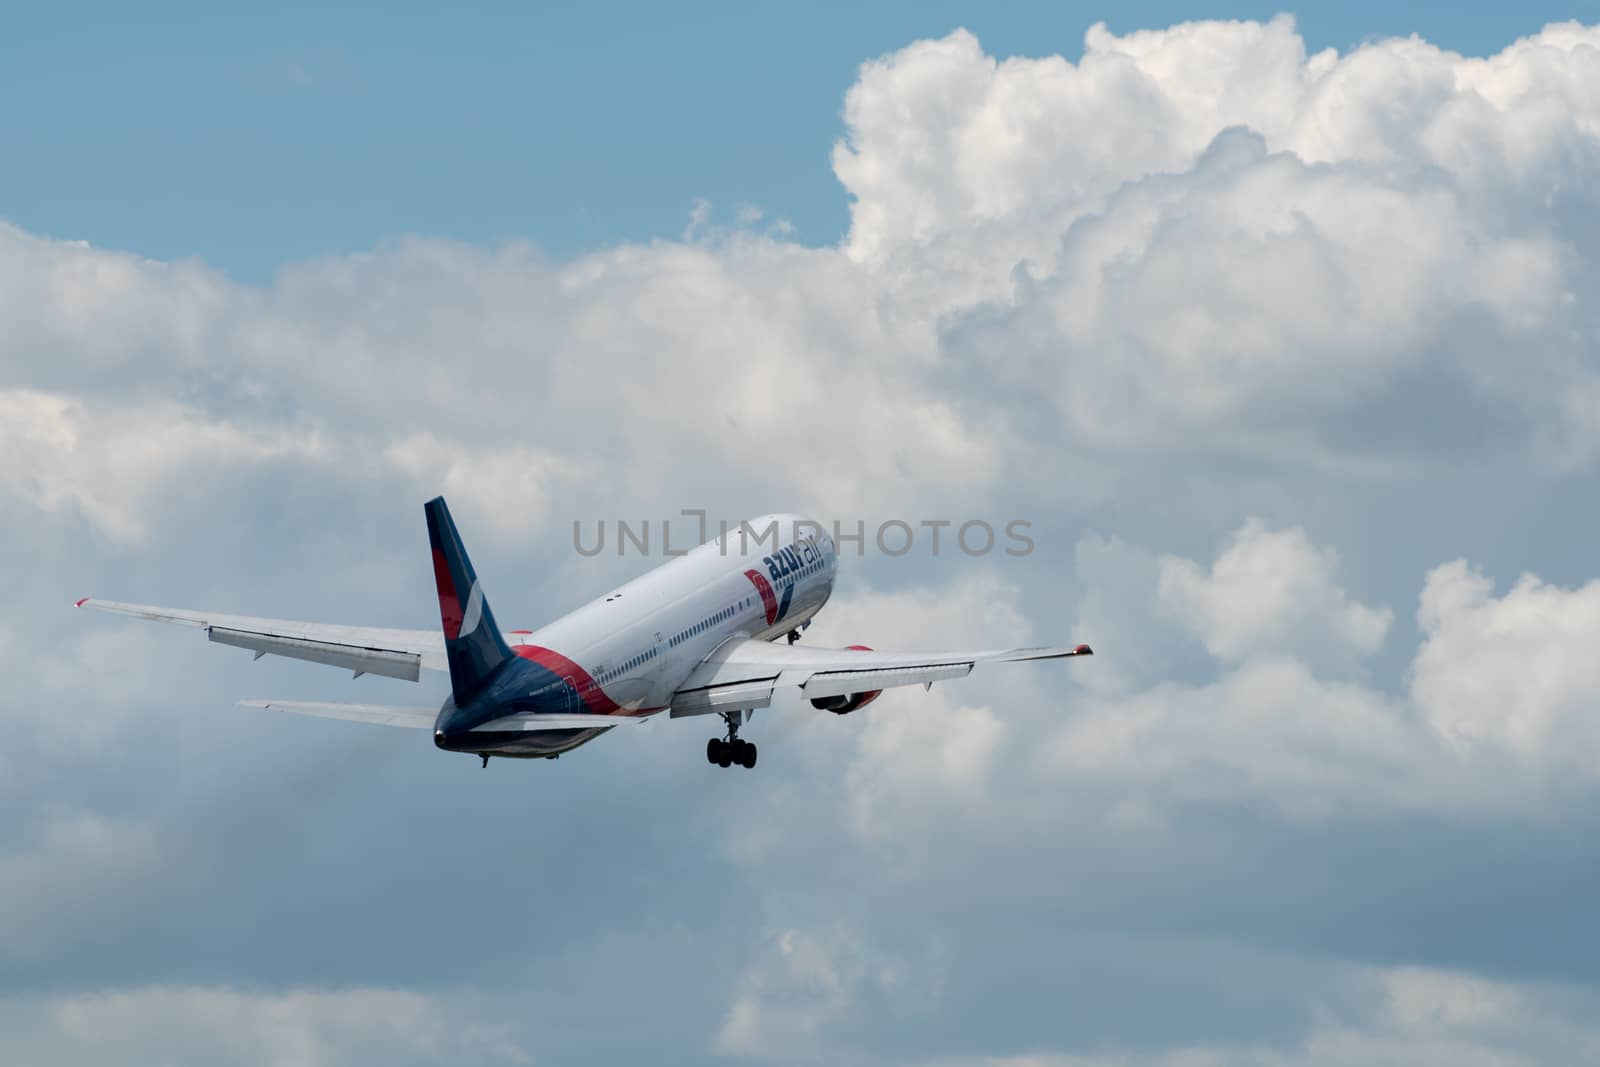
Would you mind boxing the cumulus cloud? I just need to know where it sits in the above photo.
[715,926,938,1059]
[6,13,1600,1067]
[1020,130,1569,459]
[1047,520,1600,820]
[1157,519,1392,670]
[844,692,1005,838]
[792,573,1035,836]
[383,432,590,537]
[1413,560,1600,760]
[5,16,1599,559]
[1,226,1010,546]
[836,18,1599,464]
[0,388,324,542]
[836,17,1600,280]
[743,516,1600,847]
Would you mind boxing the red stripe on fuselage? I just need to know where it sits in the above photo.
[745,569,778,625]
[511,644,660,718]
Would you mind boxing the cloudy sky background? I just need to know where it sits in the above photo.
[6,6,1600,1065]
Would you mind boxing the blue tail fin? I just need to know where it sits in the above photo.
[425,496,515,702]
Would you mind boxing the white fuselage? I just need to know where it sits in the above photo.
[506,514,837,719]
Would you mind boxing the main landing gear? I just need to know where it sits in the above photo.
[707,710,757,769]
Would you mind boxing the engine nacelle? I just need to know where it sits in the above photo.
[809,645,883,715]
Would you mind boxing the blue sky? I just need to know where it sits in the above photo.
[3,2,1593,280]
[7,6,1600,1066]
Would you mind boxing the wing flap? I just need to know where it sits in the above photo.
[209,627,422,682]
[78,597,454,675]
[802,662,973,700]
[236,700,438,728]
[669,677,782,717]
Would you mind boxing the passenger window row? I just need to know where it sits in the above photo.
[598,645,657,683]
[669,596,756,648]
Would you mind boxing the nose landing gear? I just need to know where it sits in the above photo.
[707,710,757,769]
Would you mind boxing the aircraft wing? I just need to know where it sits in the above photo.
[669,639,1093,717]
[75,597,466,681]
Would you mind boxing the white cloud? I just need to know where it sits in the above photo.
[1041,520,1600,821]
[2,226,1009,544]
[836,17,1600,279]
[801,573,1034,837]
[6,19,1599,554]
[1045,654,1430,822]
[4,19,1594,558]
[715,926,940,1060]
[1157,519,1392,670]
[0,388,324,542]
[383,432,590,537]
[715,928,847,1056]
[806,571,1035,652]
[835,19,1598,464]
[844,693,1005,838]
[0,221,229,371]
[1413,560,1600,760]
[916,965,1600,1066]
[0,986,530,1067]
[6,15,1600,1067]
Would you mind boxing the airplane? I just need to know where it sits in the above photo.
[76,498,1092,769]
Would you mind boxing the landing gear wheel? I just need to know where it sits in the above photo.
[710,711,756,770]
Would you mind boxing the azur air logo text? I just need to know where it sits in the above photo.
[762,539,821,583]
[744,538,821,626]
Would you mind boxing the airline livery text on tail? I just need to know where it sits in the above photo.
[78,499,1092,769]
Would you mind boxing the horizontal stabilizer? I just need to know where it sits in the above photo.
[470,713,645,733]
[237,700,438,728]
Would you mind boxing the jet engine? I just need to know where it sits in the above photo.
[809,645,883,715]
